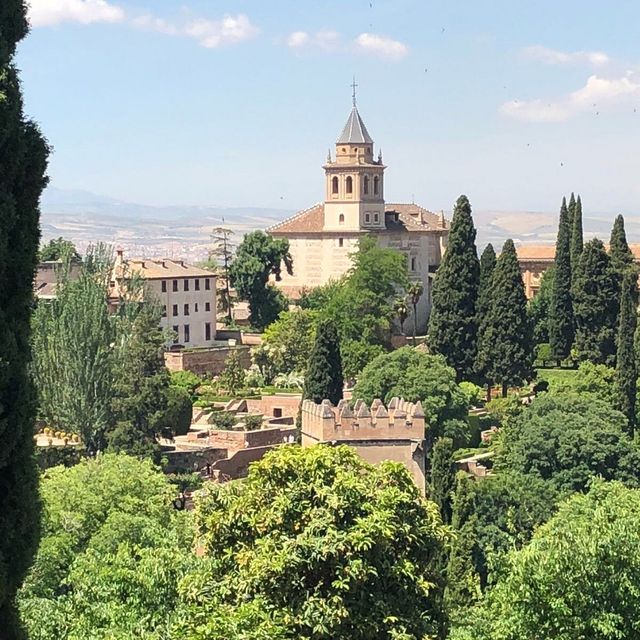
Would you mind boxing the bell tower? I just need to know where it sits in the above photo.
[323,81,386,232]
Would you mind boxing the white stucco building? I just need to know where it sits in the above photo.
[268,97,449,331]
[114,250,217,348]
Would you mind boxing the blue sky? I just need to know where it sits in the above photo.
[18,0,640,216]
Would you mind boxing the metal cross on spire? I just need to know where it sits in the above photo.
[351,76,358,106]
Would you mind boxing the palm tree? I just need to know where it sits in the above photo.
[393,298,409,336]
[407,282,424,346]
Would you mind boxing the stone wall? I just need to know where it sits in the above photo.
[164,345,251,376]
[206,425,296,454]
[246,394,302,418]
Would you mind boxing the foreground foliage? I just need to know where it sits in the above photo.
[173,445,450,640]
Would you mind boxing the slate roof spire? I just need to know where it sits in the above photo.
[336,78,373,144]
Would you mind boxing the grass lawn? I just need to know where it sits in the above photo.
[535,368,580,387]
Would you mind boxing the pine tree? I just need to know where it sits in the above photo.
[0,3,49,634]
[570,195,584,282]
[428,195,480,381]
[615,269,637,435]
[304,318,344,405]
[428,437,456,523]
[475,244,497,395]
[549,197,574,364]
[610,214,634,274]
[572,239,618,365]
[477,239,533,397]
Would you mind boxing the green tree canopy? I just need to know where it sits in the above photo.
[476,239,533,397]
[465,482,640,640]
[172,445,450,640]
[353,347,470,444]
[527,266,554,345]
[229,231,293,330]
[0,2,50,633]
[18,454,192,640]
[549,197,574,362]
[39,236,81,262]
[572,238,618,365]
[428,195,480,380]
[497,392,640,493]
[615,269,637,434]
[609,213,634,276]
[303,317,343,405]
[570,195,583,280]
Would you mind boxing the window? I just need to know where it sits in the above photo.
[338,238,344,247]
[273,408,283,418]
[205,278,211,290]
[194,303,199,313]
[172,280,178,292]
[374,176,379,195]
[339,213,345,225]
[184,324,190,343]
[332,176,339,194]
[346,176,353,194]
[411,257,417,271]
[363,176,369,195]
[205,302,211,312]
[172,326,179,343]
[161,280,167,293]
[195,279,200,291]
[184,303,190,316]
[184,279,189,292]
[365,213,370,223]
[172,304,178,317]
[374,213,379,223]
[162,305,167,317]
[205,322,211,341]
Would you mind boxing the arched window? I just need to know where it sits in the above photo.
[346,176,353,194]
[332,176,339,194]
[339,213,345,225]
[374,176,380,195]
[363,176,369,195]
[411,257,417,271]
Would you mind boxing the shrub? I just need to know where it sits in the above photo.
[208,411,236,431]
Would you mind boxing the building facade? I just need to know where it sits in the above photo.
[114,250,217,348]
[268,99,449,332]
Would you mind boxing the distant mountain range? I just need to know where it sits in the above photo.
[40,187,639,261]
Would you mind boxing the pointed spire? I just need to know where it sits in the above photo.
[337,106,373,144]
[327,148,332,163]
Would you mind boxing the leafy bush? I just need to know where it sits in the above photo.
[170,370,204,399]
[161,386,193,437]
[459,381,484,407]
[534,342,553,365]
[208,411,236,431]
[241,414,263,431]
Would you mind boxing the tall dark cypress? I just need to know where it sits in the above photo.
[476,244,496,395]
[609,214,634,278]
[428,436,456,524]
[476,239,533,397]
[549,197,574,364]
[0,2,49,635]
[615,270,637,435]
[572,239,618,365]
[567,192,577,231]
[570,195,584,282]
[428,195,480,381]
[303,318,344,405]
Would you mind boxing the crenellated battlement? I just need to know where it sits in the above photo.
[301,397,425,444]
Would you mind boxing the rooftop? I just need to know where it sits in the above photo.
[336,106,373,145]
[117,256,217,280]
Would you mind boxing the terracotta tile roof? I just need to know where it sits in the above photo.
[516,245,556,261]
[268,203,325,234]
[119,258,217,280]
[268,202,447,234]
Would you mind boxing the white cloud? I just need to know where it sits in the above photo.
[522,45,610,67]
[287,31,310,48]
[500,72,640,122]
[28,0,124,27]
[184,15,258,48]
[354,33,408,60]
[130,14,178,36]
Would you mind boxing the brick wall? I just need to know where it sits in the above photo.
[164,345,251,376]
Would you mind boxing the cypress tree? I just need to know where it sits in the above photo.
[568,192,577,231]
[549,197,574,364]
[304,318,343,405]
[572,239,618,365]
[609,214,634,280]
[570,195,584,282]
[476,244,496,396]
[615,270,637,435]
[428,436,456,524]
[476,239,533,397]
[428,195,480,381]
[0,3,49,635]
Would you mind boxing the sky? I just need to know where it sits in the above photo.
[17,0,640,217]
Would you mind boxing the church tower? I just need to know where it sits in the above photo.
[323,83,386,232]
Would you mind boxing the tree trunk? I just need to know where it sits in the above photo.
[486,382,492,403]
[412,304,418,346]
[501,382,508,398]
